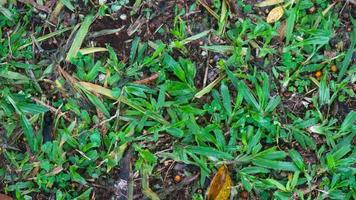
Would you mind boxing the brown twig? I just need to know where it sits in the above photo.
[31,97,71,121]
[133,73,159,84]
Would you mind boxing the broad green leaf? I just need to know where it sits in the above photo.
[0,5,12,20]
[17,102,49,114]
[81,88,110,118]
[240,167,270,174]
[220,82,232,115]
[265,96,281,112]
[73,188,92,200]
[332,145,351,161]
[252,158,298,171]
[285,8,296,44]
[319,76,330,106]
[166,128,184,138]
[238,81,261,111]
[0,71,30,81]
[289,149,305,171]
[339,111,356,133]
[265,179,287,191]
[163,53,186,83]
[20,115,38,152]
[60,0,75,12]
[186,146,233,160]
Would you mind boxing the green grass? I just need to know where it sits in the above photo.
[0,0,355,199]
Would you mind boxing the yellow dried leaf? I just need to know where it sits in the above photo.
[207,165,232,200]
[256,0,284,7]
[267,6,284,23]
[78,82,115,99]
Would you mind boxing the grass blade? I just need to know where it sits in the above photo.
[285,7,296,44]
[0,5,13,20]
[19,27,73,50]
[66,15,93,61]
[78,47,108,55]
[238,81,261,111]
[195,75,226,99]
[337,28,356,82]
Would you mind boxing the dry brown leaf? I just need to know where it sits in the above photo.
[0,194,13,200]
[207,165,232,200]
[278,20,287,42]
[267,6,284,23]
[46,166,63,176]
[256,0,284,7]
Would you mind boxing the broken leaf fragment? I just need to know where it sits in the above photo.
[207,165,232,200]
[267,6,284,23]
[256,0,284,7]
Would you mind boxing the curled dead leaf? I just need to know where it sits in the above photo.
[267,6,284,23]
[207,165,232,200]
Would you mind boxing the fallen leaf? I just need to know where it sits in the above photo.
[78,47,108,55]
[278,20,286,42]
[267,6,284,23]
[207,165,232,200]
[78,82,115,99]
[46,166,63,176]
[0,194,13,200]
[256,0,284,7]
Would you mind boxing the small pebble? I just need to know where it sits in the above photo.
[308,6,316,14]
[330,65,337,72]
[120,14,127,20]
[213,55,219,62]
[173,163,185,171]
[201,51,207,56]
[164,160,170,166]
[38,13,47,20]
[240,190,248,199]
[98,74,106,81]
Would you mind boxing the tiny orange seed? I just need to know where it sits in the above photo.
[315,71,322,78]
[331,65,337,72]
[174,175,182,183]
